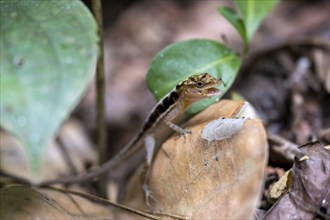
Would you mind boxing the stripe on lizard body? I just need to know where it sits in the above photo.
[143,90,179,132]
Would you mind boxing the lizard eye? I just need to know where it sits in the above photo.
[196,81,204,88]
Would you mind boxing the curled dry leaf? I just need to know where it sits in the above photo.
[123,100,268,219]
[264,141,330,220]
[267,170,292,204]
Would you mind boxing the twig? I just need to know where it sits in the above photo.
[39,157,113,185]
[56,136,78,176]
[152,210,192,220]
[42,186,168,219]
[91,0,107,198]
[267,132,303,163]
[0,170,32,185]
[39,138,147,186]
[0,171,187,220]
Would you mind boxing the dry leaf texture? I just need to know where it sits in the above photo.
[147,100,268,219]
[0,185,113,219]
[264,141,330,220]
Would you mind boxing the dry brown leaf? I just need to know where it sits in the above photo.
[267,170,292,204]
[123,100,268,219]
[0,185,113,219]
[264,141,330,219]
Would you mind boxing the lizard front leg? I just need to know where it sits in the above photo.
[164,120,191,141]
[161,103,191,138]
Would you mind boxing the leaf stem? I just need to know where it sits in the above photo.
[91,0,107,198]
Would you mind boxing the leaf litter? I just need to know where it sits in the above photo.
[264,142,330,219]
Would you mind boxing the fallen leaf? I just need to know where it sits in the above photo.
[0,185,113,219]
[123,100,268,219]
[264,141,330,219]
[267,170,292,204]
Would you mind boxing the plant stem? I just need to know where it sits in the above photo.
[91,0,107,198]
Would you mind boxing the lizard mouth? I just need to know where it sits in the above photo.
[205,87,222,97]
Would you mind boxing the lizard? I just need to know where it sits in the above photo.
[41,73,223,205]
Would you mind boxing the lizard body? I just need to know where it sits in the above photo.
[110,73,222,169]
[112,73,223,206]
[41,73,222,189]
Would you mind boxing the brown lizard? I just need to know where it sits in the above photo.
[42,73,223,205]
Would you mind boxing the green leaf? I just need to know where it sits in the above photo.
[235,0,278,42]
[218,7,247,44]
[0,1,98,177]
[147,39,241,114]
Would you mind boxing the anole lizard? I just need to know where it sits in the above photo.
[42,73,222,204]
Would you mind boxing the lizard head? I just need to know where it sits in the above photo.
[177,73,222,102]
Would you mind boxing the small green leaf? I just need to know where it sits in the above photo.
[218,7,247,44]
[0,1,98,178]
[235,0,278,42]
[147,39,241,114]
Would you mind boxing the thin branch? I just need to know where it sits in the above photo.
[39,154,119,185]
[91,0,107,198]
[56,136,78,176]
[267,132,304,163]
[0,172,187,220]
[0,170,32,185]
[42,186,169,219]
